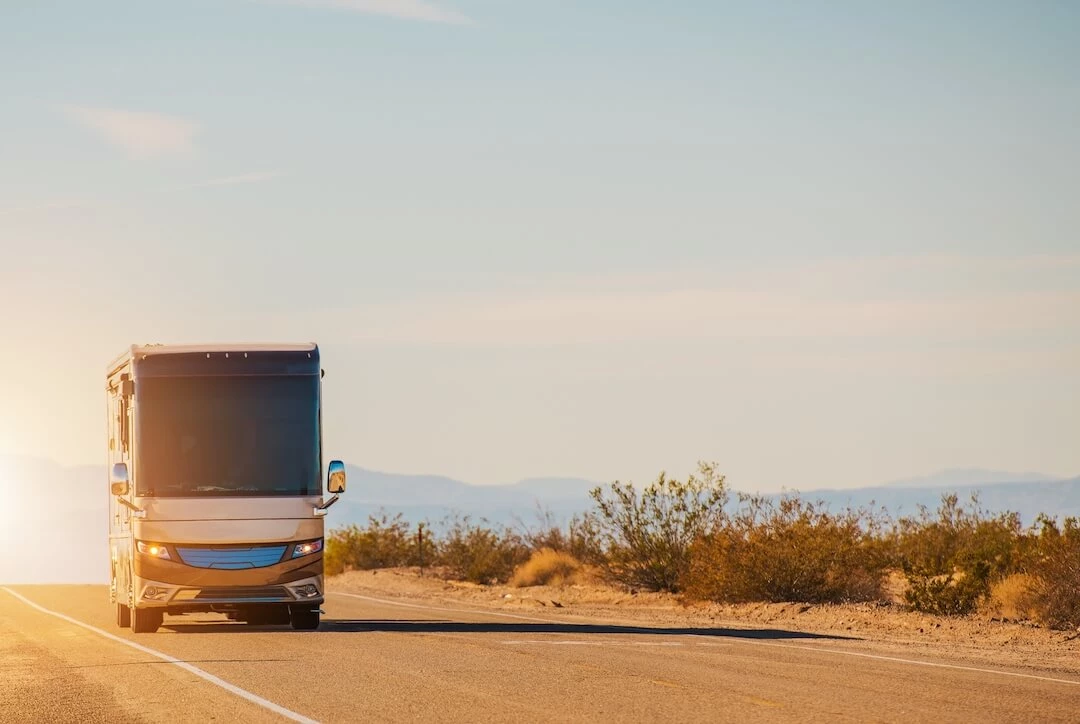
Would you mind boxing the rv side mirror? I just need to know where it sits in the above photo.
[327,460,346,494]
[111,463,129,496]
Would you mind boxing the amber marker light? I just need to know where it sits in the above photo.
[136,541,172,560]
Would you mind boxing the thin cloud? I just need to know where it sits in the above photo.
[0,200,88,217]
[268,0,471,24]
[304,254,1080,348]
[336,288,1080,347]
[3,172,283,216]
[62,105,198,159]
[182,171,284,189]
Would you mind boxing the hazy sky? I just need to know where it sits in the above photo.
[1,1,1078,491]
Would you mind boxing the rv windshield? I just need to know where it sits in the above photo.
[137,375,320,497]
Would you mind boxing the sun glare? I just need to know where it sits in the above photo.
[0,463,11,511]
[0,465,16,528]
[0,462,19,578]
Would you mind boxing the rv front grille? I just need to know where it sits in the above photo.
[175,545,288,570]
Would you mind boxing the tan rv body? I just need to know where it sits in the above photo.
[106,344,342,633]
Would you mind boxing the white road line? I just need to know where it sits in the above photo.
[0,587,318,724]
[502,640,684,647]
[332,590,1080,687]
[718,637,1080,687]
[503,640,615,647]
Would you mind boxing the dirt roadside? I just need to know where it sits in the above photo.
[330,568,1080,677]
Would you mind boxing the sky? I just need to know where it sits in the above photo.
[1,0,1078,492]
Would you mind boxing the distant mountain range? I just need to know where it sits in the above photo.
[2,456,1077,583]
[328,467,599,532]
[880,468,1063,489]
[789,476,1080,522]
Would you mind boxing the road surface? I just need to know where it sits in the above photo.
[1,584,1077,722]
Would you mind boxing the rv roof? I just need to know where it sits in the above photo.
[131,343,317,357]
[107,343,318,375]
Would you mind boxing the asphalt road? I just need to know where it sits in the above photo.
[2,585,1078,723]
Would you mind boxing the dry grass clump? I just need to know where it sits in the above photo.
[511,548,583,587]
[982,573,1037,620]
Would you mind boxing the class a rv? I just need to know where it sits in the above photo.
[106,343,346,633]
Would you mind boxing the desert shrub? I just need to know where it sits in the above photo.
[413,521,440,569]
[566,514,606,565]
[903,571,985,616]
[324,466,1064,624]
[438,517,530,585]
[687,494,889,604]
[526,526,569,551]
[1026,516,1080,630]
[514,507,605,565]
[896,494,1027,615]
[325,533,351,576]
[325,512,424,575]
[510,548,583,587]
[589,462,728,592]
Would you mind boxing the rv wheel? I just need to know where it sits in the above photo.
[289,607,320,631]
[131,607,163,633]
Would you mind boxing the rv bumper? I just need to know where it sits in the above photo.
[132,573,324,610]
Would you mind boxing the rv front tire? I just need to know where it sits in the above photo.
[131,607,163,633]
[289,606,320,631]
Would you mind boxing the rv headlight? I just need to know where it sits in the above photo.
[292,539,323,558]
[136,541,172,560]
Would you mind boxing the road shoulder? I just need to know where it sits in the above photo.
[329,569,1080,678]
[0,586,290,724]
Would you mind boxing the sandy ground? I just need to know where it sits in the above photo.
[331,567,1080,677]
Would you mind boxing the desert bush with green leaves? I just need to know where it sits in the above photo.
[686,494,890,604]
[438,516,531,585]
[325,512,425,575]
[895,495,1031,616]
[587,462,729,592]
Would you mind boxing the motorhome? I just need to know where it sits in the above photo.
[106,343,345,633]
